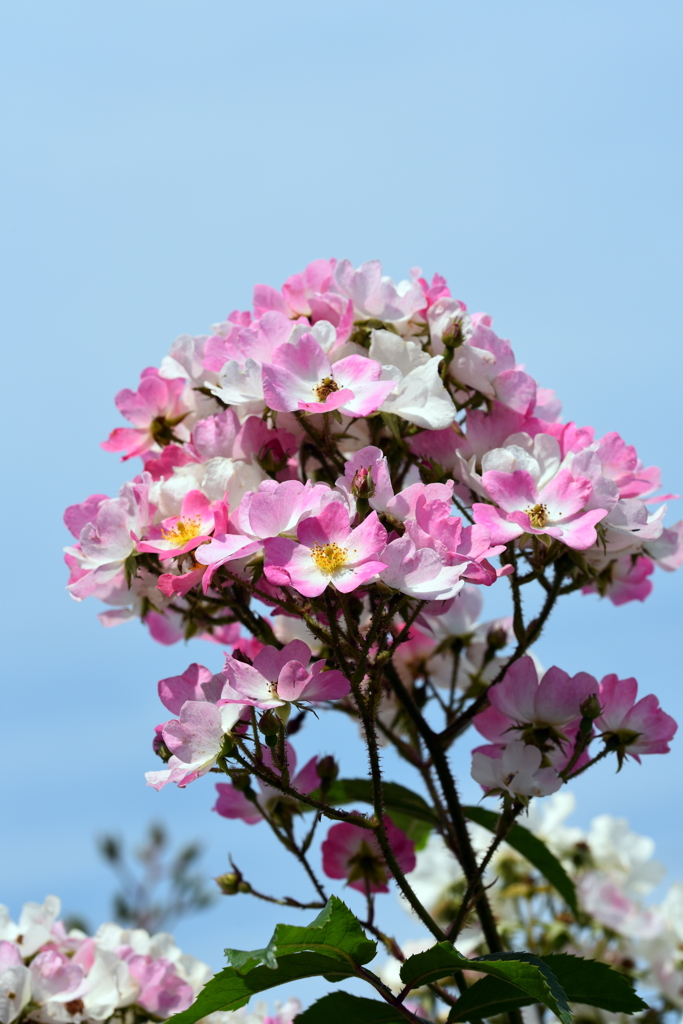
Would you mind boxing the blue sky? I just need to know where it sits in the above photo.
[2,0,682,1004]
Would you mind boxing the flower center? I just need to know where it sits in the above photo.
[315,376,340,402]
[161,516,203,546]
[525,503,549,528]
[311,542,348,575]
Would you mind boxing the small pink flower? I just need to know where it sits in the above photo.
[264,502,388,597]
[596,674,677,763]
[473,467,608,550]
[471,740,562,799]
[262,334,396,416]
[220,639,350,710]
[145,701,245,791]
[137,491,218,557]
[101,368,190,460]
[321,818,416,893]
[378,536,466,601]
[157,663,218,715]
[582,555,654,606]
[121,952,194,1016]
[475,656,599,736]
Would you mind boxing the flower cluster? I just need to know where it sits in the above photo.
[383,793,683,1024]
[0,896,298,1024]
[62,258,683,1024]
[64,258,682,643]
[470,656,677,799]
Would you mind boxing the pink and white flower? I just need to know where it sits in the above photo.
[145,701,246,791]
[471,740,562,799]
[595,674,677,763]
[220,640,350,711]
[262,334,396,417]
[264,502,388,597]
[473,467,608,550]
[101,369,190,461]
[137,491,219,557]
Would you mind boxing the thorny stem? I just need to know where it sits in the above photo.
[441,562,565,745]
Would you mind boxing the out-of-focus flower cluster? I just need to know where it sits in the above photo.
[382,794,683,1024]
[0,897,298,1024]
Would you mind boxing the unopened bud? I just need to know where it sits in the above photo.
[258,709,281,737]
[351,466,375,499]
[228,770,253,793]
[580,694,603,720]
[237,881,252,894]
[215,873,240,895]
[487,627,508,651]
[316,756,339,783]
[257,440,288,475]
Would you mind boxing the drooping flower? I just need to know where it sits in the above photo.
[595,675,677,765]
[471,740,563,799]
[321,818,416,893]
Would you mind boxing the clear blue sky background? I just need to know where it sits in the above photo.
[2,0,682,1008]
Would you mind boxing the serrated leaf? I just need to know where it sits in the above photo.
[463,805,578,914]
[448,950,647,1024]
[318,778,437,849]
[295,991,417,1024]
[166,952,354,1024]
[400,944,572,1024]
[447,953,648,1021]
[226,895,376,973]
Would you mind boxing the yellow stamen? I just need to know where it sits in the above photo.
[161,516,203,547]
[315,376,340,402]
[525,503,549,529]
[311,541,348,575]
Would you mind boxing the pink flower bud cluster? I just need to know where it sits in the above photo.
[0,896,275,1024]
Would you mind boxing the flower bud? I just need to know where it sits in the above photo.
[228,770,253,793]
[351,466,375,499]
[237,881,252,894]
[258,709,281,737]
[215,872,240,895]
[579,694,603,720]
[487,627,508,651]
[316,756,339,783]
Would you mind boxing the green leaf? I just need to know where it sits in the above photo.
[447,953,648,1021]
[295,992,418,1024]
[320,778,437,849]
[400,944,572,1024]
[463,805,578,914]
[166,898,378,1024]
[225,895,376,972]
[166,952,354,1024]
